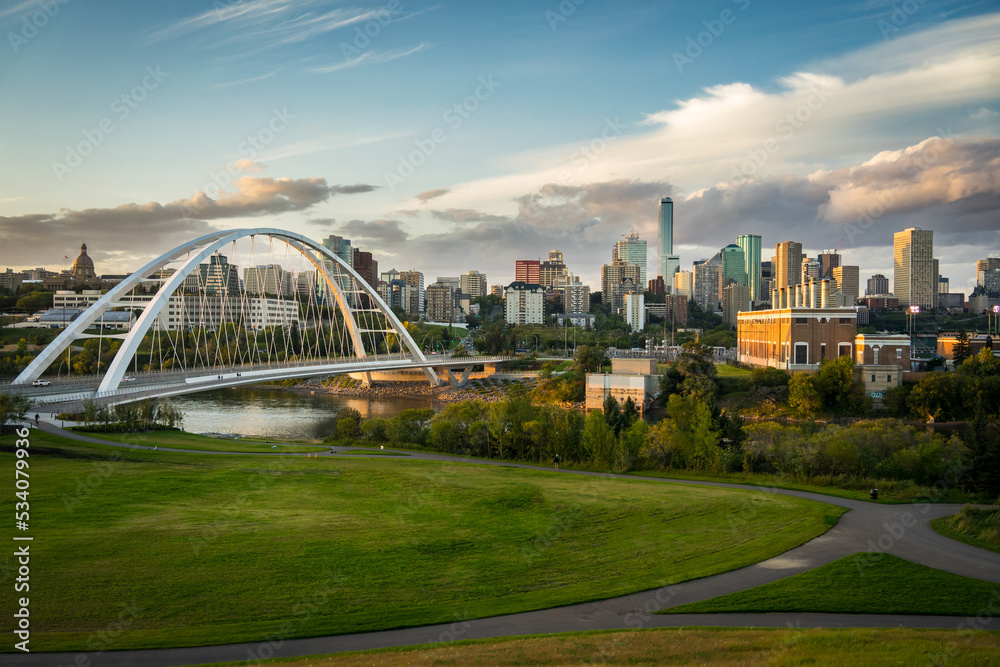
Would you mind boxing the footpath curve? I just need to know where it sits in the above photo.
[8,421,1000,667]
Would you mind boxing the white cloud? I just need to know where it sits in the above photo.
[414,13,1000,217]
[310,43,431,74]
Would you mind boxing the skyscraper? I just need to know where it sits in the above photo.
[866,273,889,295]
[977,257,1000,292]
[601,260,640,310]
[832,265,860,305]
[352,250,377,288]
[736,234,762,303]
[720,244,747,287]
[321,234,353,305]
[460,269,487,298]
[693,262,723,311]
[199,253,240,297]
[399,269,425,313]
[775,241,803,290]
[818,250,841,281]
[801,257,821,284]
[657,197,679,287]
[514,259,541,284]
[893,227,934,308]
[615,232,647,287]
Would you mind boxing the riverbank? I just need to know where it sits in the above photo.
[249,376,516,404]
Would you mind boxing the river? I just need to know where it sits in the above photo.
[169,388,440,440]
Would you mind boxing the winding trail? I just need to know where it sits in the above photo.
[10,420,1000,667]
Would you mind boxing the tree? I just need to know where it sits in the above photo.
[602,393,622,435]
[816,356,859,412]
[953,329,972,366]
[907,372,958,421]
[658,364,683,400]
[0,393,30,428]
[788,373,822,418]
[620,396,640,431]
[582,411,617,468]
[958,348,1000,378]
[574,344,608,372]
[675,342,717,379]
[964,398,1000,496]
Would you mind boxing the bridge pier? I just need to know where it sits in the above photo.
[436,366,474,389]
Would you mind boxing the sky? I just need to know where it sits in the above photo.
[1,0,998,294]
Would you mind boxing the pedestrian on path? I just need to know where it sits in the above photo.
[34,413,39,426]
[553,454,560,471]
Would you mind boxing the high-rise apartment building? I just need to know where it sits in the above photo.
[801,257,821,284]
[693,262,723,311]
[539,256,567,288]
[399,270,425,313]
[320,235,353,305]
[818,251,841,281]
[721,244,747,287]
[893,227,935,308]
[657,197,673,279]
[938,276,949,294]
[460,270,487,298]
[601,260,641,311]
[760,261,773,302]
[199,253,240,297]
[736,234,762,304]
[722,282,751,328]
[615,232,647,287]
[866,273,889,295]
[243,264,293,297]
[832,265,860,305]
[352,250,377,288]
[425,282,456,323]
[624,292,645,332]
[515,259,541,285]
[505,282,545,325]
[674,270,693,298]
[562,277,591,314]
[976,257,1000,290]
[775,241,803,290]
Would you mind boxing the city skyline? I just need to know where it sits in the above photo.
[1,1,998,293]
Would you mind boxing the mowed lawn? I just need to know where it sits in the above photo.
[1,431,842,652]
[664,554,1000,616]
[72,428,328,453]
[217,628,1000,667]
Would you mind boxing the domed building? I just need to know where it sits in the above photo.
[71,243,97,282]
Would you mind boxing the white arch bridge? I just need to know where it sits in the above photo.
[8,229,507,409]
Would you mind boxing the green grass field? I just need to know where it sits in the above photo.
[339,448,409,456]
[71,428,327,453]
[203,628,1000,666]
[628,467,969,503]
[1,430,842,652]
[931,505,1000,554]
[663,554,999,616]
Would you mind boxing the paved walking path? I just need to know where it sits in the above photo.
[9,421,1000,667]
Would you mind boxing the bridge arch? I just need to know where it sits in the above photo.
[14,228,436,392]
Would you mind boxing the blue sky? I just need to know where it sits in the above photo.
[1,0,998,292]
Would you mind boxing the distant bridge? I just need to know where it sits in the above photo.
[6,228,507,408]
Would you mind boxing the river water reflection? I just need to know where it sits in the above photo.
[169,387,665,440]
[170,388,441,440]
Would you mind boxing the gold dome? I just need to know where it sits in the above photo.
[71,243,96,280]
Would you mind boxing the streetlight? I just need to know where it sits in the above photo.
[908,305,920,352]
[991,305,1000,337]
